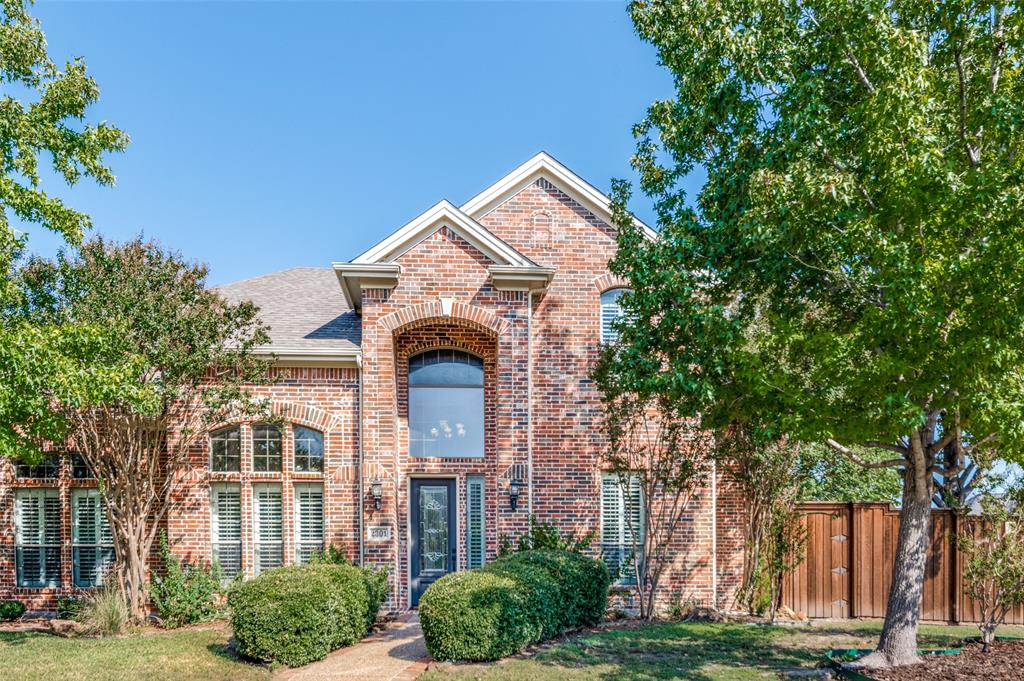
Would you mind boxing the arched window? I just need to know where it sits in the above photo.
[408,349,484,458]
[293,426,324,473]
[600,288,630,344]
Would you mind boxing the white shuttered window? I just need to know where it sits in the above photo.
[600,474,643,585]
[466,476,485,569]
[600,289,630,344]
[15,489,61,588]
[252,483,283,574]
[72,488,114,588]
[294,483,324,564]
[211,483,242,579]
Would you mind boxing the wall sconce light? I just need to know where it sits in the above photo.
[370,478,383,510]
[508,478,522,511]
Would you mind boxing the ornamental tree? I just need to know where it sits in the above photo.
[616,0,1024,667]
[17,238,270,621]
[0,0,129,458]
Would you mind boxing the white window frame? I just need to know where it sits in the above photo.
[210,426,241,472]
[210,483,242,580]
[252,482,283,575]
[600,288,631,344]
[72,488,114,588]
[600,473,644,585]
[252,424,282,472]
[293,482,324,564]
[14,488,62,588]
[293,426,324,473]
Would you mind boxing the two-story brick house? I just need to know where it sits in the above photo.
[1,153,743,612]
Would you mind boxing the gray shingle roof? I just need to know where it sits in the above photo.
[217,267,360,351]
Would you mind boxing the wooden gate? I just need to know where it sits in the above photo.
[780,502,1024,624]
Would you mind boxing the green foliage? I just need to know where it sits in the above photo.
[55,596,83,620]
[0,0,128,460]
[0,600,25,622]
[497,517,594,557]
[308,544,354,566]
[78,587,129,637]
[150,533,224,628]
[419,549,610,662]
[796,443,902,503]
[228,563,388,667]
[957,484,1024,651]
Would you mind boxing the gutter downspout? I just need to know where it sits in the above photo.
[711,458,718,609]
[527,291,534,517]
[357,356,365,567]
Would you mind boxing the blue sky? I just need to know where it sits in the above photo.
[26,1,677,285]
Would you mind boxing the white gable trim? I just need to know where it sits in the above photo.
[352,200,536,267]
[460,151,658,241]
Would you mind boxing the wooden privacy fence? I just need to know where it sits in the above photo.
[780,502,1024,624]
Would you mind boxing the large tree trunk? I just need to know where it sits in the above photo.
[857,449,933,668]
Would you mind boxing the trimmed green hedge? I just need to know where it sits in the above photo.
[0,600,26,622]
[228,563,388,667]
[419,549,610,662]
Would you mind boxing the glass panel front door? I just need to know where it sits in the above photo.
[411,479,456,606]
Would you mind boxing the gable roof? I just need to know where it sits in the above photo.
[352,199,537,267]
[217,267,361,364]
[460,151,658,240]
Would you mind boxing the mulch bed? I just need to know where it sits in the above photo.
[866,640,1024,680]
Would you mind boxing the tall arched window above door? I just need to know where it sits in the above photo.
[600,288,631,344]
[408,349,484,458]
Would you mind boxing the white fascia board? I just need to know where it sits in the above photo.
[352,200,536,267]
[488,265,556,292]
[460,151,658,241]
[331,262,401,309]
[253,346,362,368]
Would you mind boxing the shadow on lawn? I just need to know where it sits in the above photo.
[526,623,822,680]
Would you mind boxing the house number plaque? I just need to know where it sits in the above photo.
[367,525,392,541]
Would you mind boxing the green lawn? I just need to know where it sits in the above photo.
[422,620,1024,681]
[0,626,270,681]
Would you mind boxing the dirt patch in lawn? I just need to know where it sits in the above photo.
[867,640,1024,681]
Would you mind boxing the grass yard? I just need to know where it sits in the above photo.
[0,625,270,681]
[422,620,1024,681]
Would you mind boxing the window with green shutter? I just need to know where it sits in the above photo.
[466,476,485,569]
[72,488,114,588]
[600,473,643,585]
[294,483,324,564]
[252,482,283,574]
[211,483,242,579]
[14,488,61,588]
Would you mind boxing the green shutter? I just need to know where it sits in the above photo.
[252,483,283,574]
[211,483,242,578]
[72,488,114,588]
[15,489,61,588]
[466,476,485,569]
[294,483,324,564]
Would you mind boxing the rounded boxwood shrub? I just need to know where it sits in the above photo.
[228,562,388,667]
[0,600,26,622]
[419,549,610,662]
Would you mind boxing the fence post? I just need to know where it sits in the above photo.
[950,511,960,625]
[847,502,856,619]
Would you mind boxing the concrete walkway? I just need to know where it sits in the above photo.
[276,614,429,681]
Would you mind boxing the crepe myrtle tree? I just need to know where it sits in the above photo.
[16,237,271,622]
[0,0,129,458]
[616,0,1024,668]
[594,338,710,620]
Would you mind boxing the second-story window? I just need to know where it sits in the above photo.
[409,349,484,458]
[293,426,324,473]
[600,288,630,344]
[211,426,241,472]
[252,424,282,472]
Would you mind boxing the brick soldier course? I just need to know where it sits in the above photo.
[0,152,743,613]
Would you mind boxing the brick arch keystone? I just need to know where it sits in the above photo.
[376,299,510,336]
[593,272,630,293]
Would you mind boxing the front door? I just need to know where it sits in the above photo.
[410,478,456,606]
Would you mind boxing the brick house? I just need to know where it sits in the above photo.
[0,153,743,612]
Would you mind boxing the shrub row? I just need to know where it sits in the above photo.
[228,562,388,667]
[419,549,610,662]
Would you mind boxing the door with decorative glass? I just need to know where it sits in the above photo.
[410,478,456,606]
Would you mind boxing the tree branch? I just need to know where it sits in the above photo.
[826,438,905,469]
